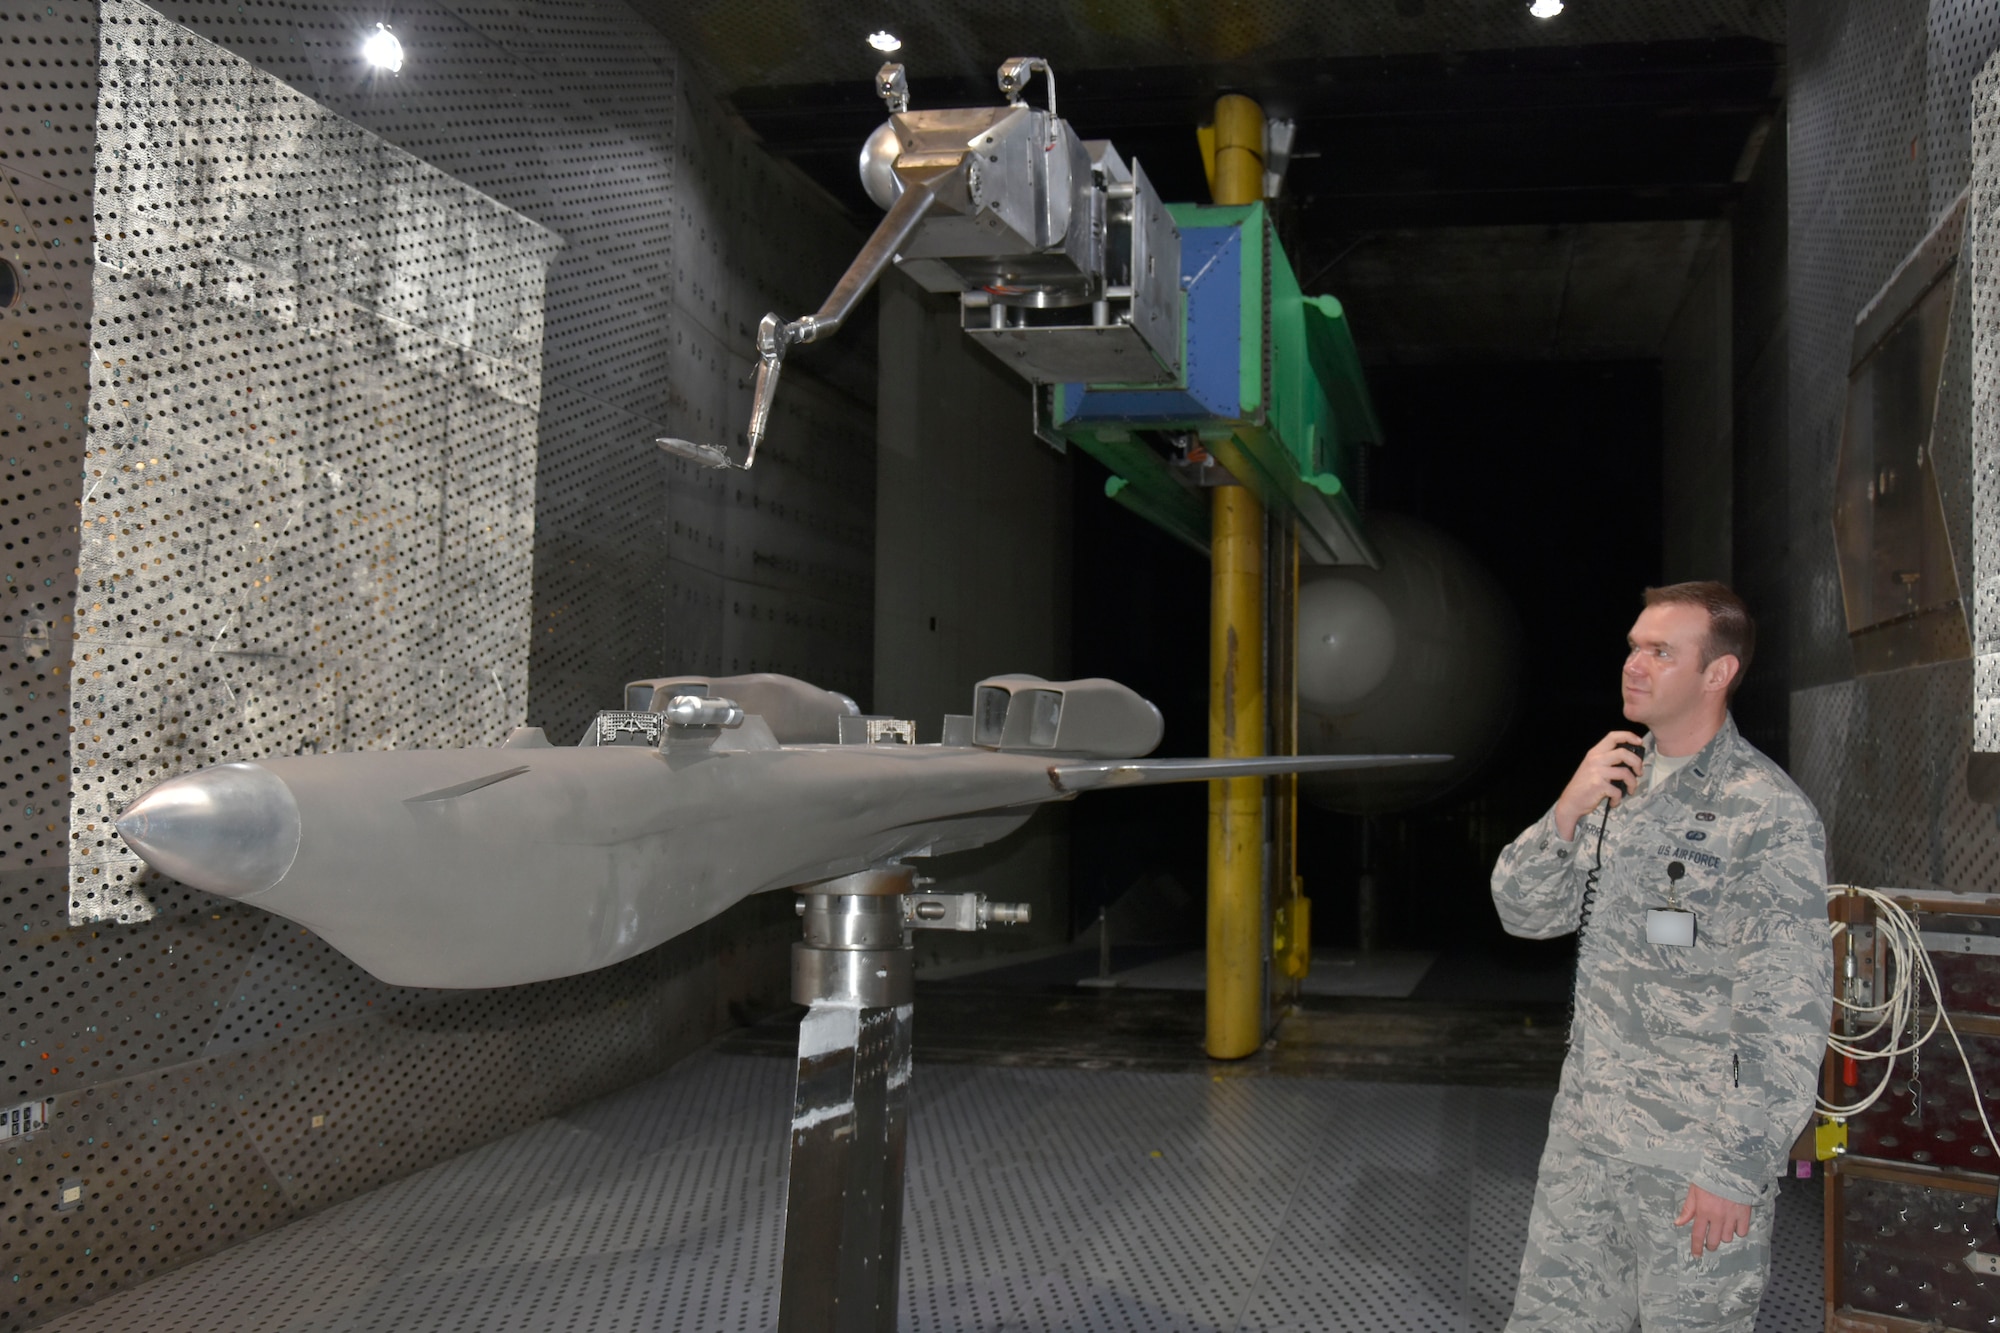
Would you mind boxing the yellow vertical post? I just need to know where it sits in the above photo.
[1274,530,1309,985]
[1208,488,1265,1058]
[1206,92,1266,1060]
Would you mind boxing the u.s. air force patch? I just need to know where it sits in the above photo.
[1656,841,1723,870]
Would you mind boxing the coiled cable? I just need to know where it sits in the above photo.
[1580,797,1612,941]
[1566,798,1614,1046]
[1819,884,2000,1164]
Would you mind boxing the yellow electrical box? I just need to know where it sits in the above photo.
[1815,1117,1848,1161]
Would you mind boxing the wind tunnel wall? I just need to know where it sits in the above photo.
[0,0,873,1325]
[1787,2,2000,1325]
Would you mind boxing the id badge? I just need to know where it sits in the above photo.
[1646,909,1696,948]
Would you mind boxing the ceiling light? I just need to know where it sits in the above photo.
[362,24,404,72]
[1528,0,1563,16]
[867,31,901,53]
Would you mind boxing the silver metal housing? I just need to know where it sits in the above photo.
[858,61,1182,383]
[960,150,1182,385]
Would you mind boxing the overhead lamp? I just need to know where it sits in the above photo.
[1528,0,1563,16]
[362,23,404,72]
[867,31,901,53]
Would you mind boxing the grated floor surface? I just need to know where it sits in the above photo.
[41,1050,1823,1332]
[1107,948,1438,998]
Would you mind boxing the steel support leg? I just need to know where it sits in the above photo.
[778,1000,912,1333]
[777,868,915,1333]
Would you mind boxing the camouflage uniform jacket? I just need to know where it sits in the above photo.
[1491,714,1831,1206]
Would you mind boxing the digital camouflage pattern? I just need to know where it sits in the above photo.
[1505,1129,1775,1333]
[1492,713,1832,1206]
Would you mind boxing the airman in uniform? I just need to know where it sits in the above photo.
[1492,582,1830,1332]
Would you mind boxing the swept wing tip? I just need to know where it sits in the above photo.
[1049,752,1455,792]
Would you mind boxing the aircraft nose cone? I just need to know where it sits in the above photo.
[114,762,302,898]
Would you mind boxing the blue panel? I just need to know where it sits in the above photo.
[1059,226,1241,426]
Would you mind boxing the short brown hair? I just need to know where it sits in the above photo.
[1643,581,1755,695]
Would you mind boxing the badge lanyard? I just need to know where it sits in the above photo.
[1646,859,1696,947]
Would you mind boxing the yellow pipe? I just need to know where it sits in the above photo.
[1208,484,1265,1058]
[1206,92,1266,1060]
[1275,532,1310,983]
[1210,94,1266,210]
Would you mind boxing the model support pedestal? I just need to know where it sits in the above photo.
[775,866,1033,1331]
[778,868,916,1333]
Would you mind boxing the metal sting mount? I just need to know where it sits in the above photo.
[778,865,1029,1333]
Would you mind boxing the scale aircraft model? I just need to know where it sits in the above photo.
[114,671,1446,988]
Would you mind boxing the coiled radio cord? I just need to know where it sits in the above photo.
[1580,796,1612,940]
[1566,797,1614,1048]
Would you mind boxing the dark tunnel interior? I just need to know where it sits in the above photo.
[1068,360,1670,992]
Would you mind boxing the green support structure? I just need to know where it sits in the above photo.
[1053,203,1383,567]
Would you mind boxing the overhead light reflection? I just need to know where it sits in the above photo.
[867,31,902,53]
[362,23,404,73]
[1528,0,1563,16]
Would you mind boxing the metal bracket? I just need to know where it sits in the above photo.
[875,61,908,114]
[591,710,665,747]
[838,716,916,745]
[905,891,1031,931]
[996,56,1054,119]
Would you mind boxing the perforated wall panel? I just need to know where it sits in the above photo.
[69,0,559,924]
[0,0,873,1325]
[1791,1,1939,694]
[1845,1022,2000,1174]
[1791,8,2000,1326]
[0,6,107,1320]
[1790,664,2000,892]
[1971,54,2000,755]
[1789,5,2000,875]
[0,0,92,948]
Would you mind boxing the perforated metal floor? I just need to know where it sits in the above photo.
[1107,948,1439,998]
[39,1050,1823,1333]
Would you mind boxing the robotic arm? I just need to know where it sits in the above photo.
[658,56,1177,471]
[658,180,938,470]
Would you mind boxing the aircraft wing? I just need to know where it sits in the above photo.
[1047,753,1451,793]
